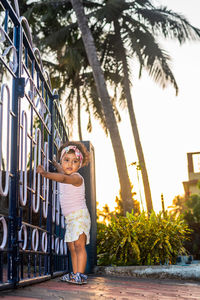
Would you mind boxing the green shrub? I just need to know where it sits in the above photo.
[97,211,191,266]
[183,194,200,259]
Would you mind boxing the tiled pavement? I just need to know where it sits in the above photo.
[1,275,200,300]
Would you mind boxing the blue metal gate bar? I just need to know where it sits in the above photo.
[0,0,69,290]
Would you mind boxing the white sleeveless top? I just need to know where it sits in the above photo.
[58,173,87,216]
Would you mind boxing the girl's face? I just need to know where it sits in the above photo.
[61,152,81,175]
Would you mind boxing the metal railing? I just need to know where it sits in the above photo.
[0,0,69,290]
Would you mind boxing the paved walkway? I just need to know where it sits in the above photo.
[1,275,200,299]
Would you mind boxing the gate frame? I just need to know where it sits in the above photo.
[0,0,69,290]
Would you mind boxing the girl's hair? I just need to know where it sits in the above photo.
[58,141,90,167]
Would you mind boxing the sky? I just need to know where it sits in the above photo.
[71,0,200,213]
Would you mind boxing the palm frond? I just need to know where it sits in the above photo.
[111,96,121,122]
[135,6,200,43]
[82,82,108,134]
[123,22,178,94]
[64,87,76,125]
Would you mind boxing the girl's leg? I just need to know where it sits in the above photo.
[74,233,87,273]
[67,241,77,274]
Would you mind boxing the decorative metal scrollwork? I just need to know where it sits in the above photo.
[32,228,39,252]
[52,234,54,250]
[60,239,63,255]
[43,142,49,218]
[18,224,27,250]
[19,16,33,47]
[0,84,10,196]
[52,181,56,223]
[0,25,6,43]
[13,0,20,17]
[56,184,60,226]
[64,241,67,255]
[55,237,59,255]
[33,48,44,73]
[32,128,41,213]
[54,128,61,149]
[41,232,48,253]
[0,216,7,250]
[61,215,65,229]
[19,110,28,206]
[2,45,18,73]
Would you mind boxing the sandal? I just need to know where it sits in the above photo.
[69,272,88,285]
[80,273,88,284]
[60,272,74,282]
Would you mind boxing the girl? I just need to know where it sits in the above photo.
[36,141,91,284]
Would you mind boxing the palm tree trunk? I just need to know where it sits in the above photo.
[77,86,83,141]
[125,83,153,213]
[70,0,134,214]
[114,20,153,213]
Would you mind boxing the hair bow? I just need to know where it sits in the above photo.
[60,146,83,167]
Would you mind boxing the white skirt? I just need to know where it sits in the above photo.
[64,208,91,245]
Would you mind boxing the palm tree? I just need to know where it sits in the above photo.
[70,0,134,213]
[90,0,200,212]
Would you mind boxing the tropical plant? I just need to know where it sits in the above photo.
[97,203,111,224]
[168,195,187,217]
[97,211,191,266]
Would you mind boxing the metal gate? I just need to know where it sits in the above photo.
[0,0,69,290]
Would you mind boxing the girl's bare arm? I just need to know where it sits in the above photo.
[36,165,82,186]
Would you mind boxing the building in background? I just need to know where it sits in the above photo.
[183,152,200,199]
